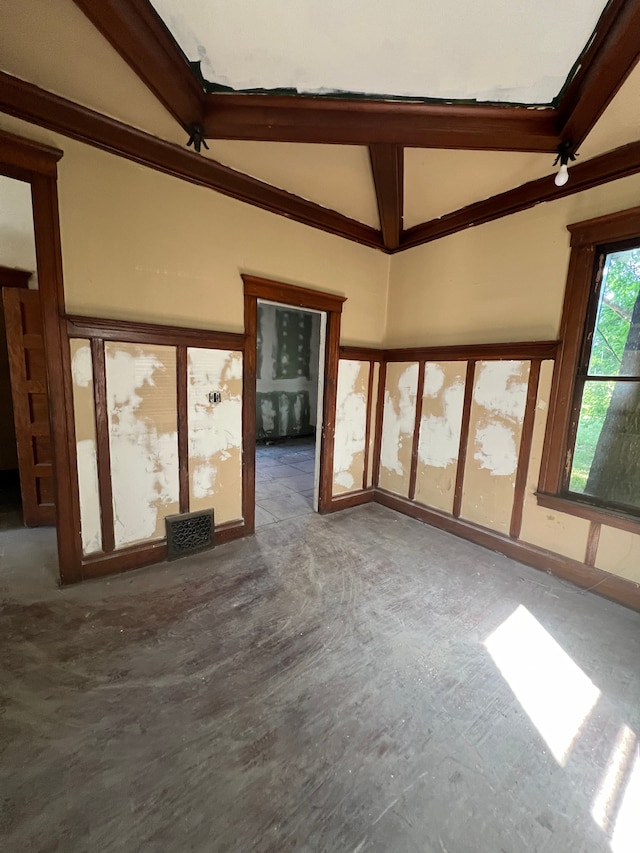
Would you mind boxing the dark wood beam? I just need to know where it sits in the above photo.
[203,94,560,152]
[0,72,383,251]
[369,145,403,250]
[71,0,203,129]
[558,0,640,148]
[399,139,640,252]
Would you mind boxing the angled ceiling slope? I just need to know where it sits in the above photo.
[25,0,640,251]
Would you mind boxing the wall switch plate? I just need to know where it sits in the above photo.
[208,391,222,404]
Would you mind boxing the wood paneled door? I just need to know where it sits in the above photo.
[2,287,56,526]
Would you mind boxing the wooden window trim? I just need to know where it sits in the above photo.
[537,204,640,530]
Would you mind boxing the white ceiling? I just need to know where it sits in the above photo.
[150,0,608,104]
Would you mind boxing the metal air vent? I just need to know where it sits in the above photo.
[165,509,215,560]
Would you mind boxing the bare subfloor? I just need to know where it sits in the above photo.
[1,505,640,853]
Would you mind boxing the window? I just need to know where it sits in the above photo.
[538,206,640,528]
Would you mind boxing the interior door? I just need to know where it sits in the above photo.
[2,287,56,526]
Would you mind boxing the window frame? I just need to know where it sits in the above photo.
[537,205,640,534]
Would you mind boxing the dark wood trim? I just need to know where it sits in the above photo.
[585,521,602,567]
[374,489,640,613]
[29,171,84,583]
[71,0,203,130]
[385,340,559,363]
[536,492,640,535]
[369,144,403,250]
[91,338,115,554]
[214,519,246,545]
[177,345,189,515]
[400,140,640,252]
[66,315,245,350]
[242,275,343,520]
[539,205,640,500]
[362,360,376,490]
[0,266,33,289]
[242,275,346,313]
[371,360,387,488]
[203,94,560,152]
[0,72,383,252]
[242,292,257,535]
[408,361,425,501]
[0,128,63,176]
[319,310,342,513]
[509,360,541,540]
[339,345,384,361]
[558,0,640,148]
[568,205,640,247]
[81,540,168,581]
[452,360,476,518]
[327,489,376,513]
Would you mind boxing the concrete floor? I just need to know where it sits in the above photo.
[1,504,640,852]
[255,437,316,527]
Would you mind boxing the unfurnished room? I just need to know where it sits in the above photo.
[1,1,640,851]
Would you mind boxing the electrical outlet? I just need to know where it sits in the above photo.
[208,391,222,404]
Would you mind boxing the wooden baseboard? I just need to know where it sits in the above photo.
[79,520,247,581]
[373,489,640,613]
[326,489,376,512]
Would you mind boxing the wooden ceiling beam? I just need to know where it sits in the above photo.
[399,139,640,252]
[70,0,204,129]
[203,95,560,152]
[0,72,383,252]
[558,0,640,148]
[369,145,403,250]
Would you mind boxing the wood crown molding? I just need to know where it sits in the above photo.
[0,72,383,251]
[369,145,403,250]
[0,127,62,178]
[204,94,560,152]
[557,0,640,148]
[399,139,640,252]
[70,0,203,129]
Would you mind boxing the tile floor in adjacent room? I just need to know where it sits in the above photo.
[2,504,640,852]
[255,435,316,527]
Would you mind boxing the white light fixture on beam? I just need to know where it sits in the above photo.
[553,141,577,187]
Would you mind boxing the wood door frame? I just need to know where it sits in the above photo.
[0,128,83,584]
[241,274,345,531]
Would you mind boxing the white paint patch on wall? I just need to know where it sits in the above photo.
[71,345,93,387]
[475,422,518,476]
[380,363,419,476]
[333,359,368,491]
[422,362,445,398]
[188,348,242,510]
[418,377,465,468]
[106,345,179,548]
[76,438,102,555]
[472,361,528,476]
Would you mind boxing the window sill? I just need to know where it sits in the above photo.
[536,492,640,534]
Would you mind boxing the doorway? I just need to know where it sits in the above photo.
[242,274,346,532]
[254,300,325,527]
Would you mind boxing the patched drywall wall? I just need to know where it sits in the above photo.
[519,360,591,561]
[379,362,419,497]
[256,303,320,439]
[188,348,243,523]
[105,342,179,548]
[333,359,370,494]
[69,339,101,555]
[415,361,467,514]
[461,360,529,534]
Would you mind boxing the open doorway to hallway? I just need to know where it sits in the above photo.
[254,300,325,527]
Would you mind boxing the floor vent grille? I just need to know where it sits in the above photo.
[165,509,215,560]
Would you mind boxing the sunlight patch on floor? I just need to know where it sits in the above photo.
[484,605,600,765]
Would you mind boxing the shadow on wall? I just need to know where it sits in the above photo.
[256,303,320,440]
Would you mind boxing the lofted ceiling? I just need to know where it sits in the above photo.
[2,0,639,254]
[150,0,608,104]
